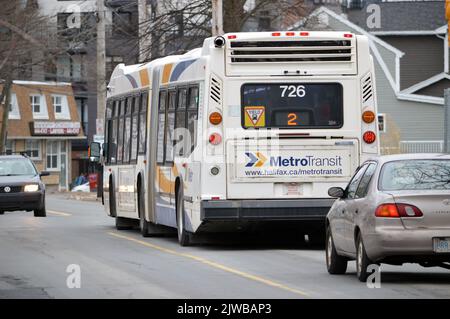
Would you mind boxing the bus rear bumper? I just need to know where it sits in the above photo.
[200,198,335,222]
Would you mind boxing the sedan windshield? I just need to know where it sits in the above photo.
[379,159,450,191]
[0,159,37,176]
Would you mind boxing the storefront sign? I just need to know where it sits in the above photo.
[32,121,81,136]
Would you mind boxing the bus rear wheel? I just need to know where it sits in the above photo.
[176,187,190,246]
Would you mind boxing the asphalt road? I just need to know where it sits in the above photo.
[1,194,450,299]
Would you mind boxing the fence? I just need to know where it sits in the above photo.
[399,140,444,153]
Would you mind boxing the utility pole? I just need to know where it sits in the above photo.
[138,0,151,62]
[445,89,450,153]
[96,0,106,198]
[96,0,106,139]
[0,76,12,154]
[211,0,224,36]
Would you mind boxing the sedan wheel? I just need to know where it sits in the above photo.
[356,233,374,282]
[326,227,347,274]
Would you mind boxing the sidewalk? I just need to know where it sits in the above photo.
[67,192,100,202]
[47,190,101,202]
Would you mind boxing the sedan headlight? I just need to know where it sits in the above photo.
[24,184,39,192]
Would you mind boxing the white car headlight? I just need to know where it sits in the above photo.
[24,184,39,192]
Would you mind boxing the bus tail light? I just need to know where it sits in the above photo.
[209,133,222,145]
[299,31,309,36]
[344,33,353,38]
[209,112,222,125]
[363,131,376,144]
[227,35,237,40]
[286,32,295,36]
[272,32,281,37]
[362,110,375,123]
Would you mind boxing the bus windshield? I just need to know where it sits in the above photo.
[241,83,343,129]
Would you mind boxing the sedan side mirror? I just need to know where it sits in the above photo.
[328,187,345,198]
[39,171,50,177]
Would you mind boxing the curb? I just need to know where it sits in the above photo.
[66,193,100,202]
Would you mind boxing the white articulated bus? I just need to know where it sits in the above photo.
[93,31,379,246]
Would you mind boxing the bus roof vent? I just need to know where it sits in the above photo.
[225,35,357,76]
[362,74,373,103]
[209,75,222,107]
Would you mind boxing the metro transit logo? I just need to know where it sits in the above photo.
[245,152,267,167]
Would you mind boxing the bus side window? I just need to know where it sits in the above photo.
[165,90,177,164]
[187,86,199,155]
[104,101,113,163]
[138,92,148,155]
[117,99,125,164]
[156,91,167,164]
[110,100,119,164]
[130,95,140,162]
[123,97,133,164]
[175,88,187,157]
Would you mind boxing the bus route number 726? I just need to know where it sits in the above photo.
[280,85,306,98]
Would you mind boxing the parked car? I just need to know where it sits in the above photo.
[325,153,450,281]
[71,182,90,193]
[0,154,49,217]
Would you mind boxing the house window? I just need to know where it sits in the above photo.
[8,93,20,120]
[378,113,386,133]
[30,95,41,113]
[46,140,59,170]
[25,140,41,160]
[30,94,48,119]
[52,95,70,119]
[5,140,14,155]
[53,96,62,113]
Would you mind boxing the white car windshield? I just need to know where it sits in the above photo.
[380,159,450,191]
[0,159,37,176]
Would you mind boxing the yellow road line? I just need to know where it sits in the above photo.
[47,210,72,217]
[108,232,310,298]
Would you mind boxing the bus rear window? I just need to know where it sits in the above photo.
[241,83,343,129]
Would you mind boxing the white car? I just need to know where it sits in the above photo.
[71,182,90,193]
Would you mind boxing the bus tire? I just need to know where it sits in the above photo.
[138,182,154,237]
[115,217,133,230]
[176,186,190,247]
[109,177,116,217]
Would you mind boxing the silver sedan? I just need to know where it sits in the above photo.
[325,153,450,281]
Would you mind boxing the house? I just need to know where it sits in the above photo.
[300,1,448,154]
[0,81,85,190]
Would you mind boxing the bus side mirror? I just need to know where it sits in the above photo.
[89,142,101,162]
[102,143,108,157]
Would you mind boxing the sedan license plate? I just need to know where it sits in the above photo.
[433,238,450,253]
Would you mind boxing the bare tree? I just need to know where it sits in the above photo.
[130,0,310,62]
[0,0,97,153]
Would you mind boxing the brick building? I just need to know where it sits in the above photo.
[0,81,85,190]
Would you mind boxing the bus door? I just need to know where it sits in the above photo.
[156,88,177,225]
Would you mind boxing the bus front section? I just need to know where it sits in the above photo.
[198,32,379,238]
